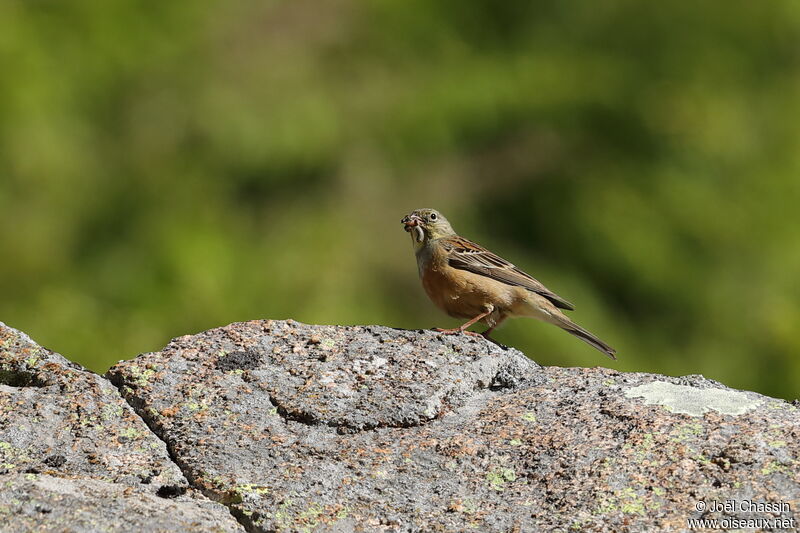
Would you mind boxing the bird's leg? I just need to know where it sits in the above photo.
[435,310,492,337]
[481,315,507,340]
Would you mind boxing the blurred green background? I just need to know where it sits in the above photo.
[1,1,798,400]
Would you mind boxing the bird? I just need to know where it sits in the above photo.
[401,208,616,359]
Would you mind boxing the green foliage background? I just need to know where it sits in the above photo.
[1,1,798,399]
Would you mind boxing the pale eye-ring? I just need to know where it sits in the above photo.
[430,213,437,220]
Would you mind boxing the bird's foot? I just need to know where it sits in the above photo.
[434,327,483,338]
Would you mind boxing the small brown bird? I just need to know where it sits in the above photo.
[401,208,616,359]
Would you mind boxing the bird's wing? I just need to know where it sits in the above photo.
[441,236,575,311]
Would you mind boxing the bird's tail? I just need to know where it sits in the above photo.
[557,319,617,360]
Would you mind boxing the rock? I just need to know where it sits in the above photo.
[0,322,244,532]
[107,319,800,532]
[0,474,244,533]
[0,322,185,490]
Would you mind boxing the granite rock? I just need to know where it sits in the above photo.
[107,319,800,532]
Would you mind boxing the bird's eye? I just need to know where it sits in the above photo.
[430,213,437,220]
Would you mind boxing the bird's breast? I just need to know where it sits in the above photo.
[419,257,517,319]
[421,264,467,317]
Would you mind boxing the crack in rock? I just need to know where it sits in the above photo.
[1,321,245,532]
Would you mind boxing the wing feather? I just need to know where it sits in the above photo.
[441,236,575,311]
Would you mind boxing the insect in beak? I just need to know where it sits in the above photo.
[402,214,425,243]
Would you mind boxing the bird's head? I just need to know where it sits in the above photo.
[401,208,456,249]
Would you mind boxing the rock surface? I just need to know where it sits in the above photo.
[104,319,799,533]
[0,322,244,532]
[0,474,243,533]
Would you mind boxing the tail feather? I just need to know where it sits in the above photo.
[562,322,617,360]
